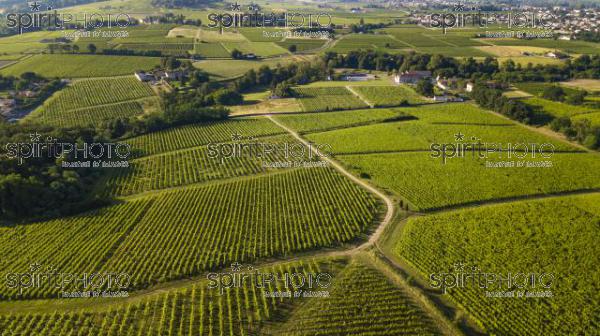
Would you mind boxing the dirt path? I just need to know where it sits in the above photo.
[346,85,374,108]
[266,115,394,249]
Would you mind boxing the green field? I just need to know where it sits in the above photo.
[352,85,428,107]
[125,118,286,157]
[294,86,369,112]
[193,56,308,79]
[116,43,194,56]
[524,97,597,118]
[25,77,156,127]
[394,194,600,335]
[0,258,347,334]
[276,39,327,52]
[280,259,441,335]
[330,34,407,53]
[340,152,600,210]
[193,42,231,58]
[221,42,290,57]
[273,108,405,133]
[0,167,379,298]
[305,110,578,155]
[0,54,161,78]
[105,134,310,196]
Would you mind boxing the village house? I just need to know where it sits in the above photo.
[433,95,464,102]
[465,82,474,93]
[394,70,432,84]
[436,76,459,91]
[341,73,376,82]
[0,98,16,116]
[134,71,155,82]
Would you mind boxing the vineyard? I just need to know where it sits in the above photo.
[193,43,231,58]
[103,167,380,287]
[104,134,313,196]
[28,100,148,128]
[272,108,404,134]
[221,42,290,57]
[280,260,441,335]
[306,119,578,155]
[524,97,597,118]
[276,39,327,52]
[24,77,156,127]
[394,194,600,335]
[0,167,380,299]
[293,87,369,112]
[0,258,348,335]
[0,55,161,78]
[125,118,285,157]
[115,43,194,56]
[352,85,429,107]
[330,34,407,53]
[339,152,600,210]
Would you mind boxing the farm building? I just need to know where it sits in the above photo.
[134,71,154,82]
[394,71,432,84]
[341,73,376,81]
[433,95,464,102]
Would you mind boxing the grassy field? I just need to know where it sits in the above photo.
[561,79,600,92]
[572,111,600,127]
[394,194,600,335]
[0,54,161,78]
[488,38,600,54]
[25,77,156,127]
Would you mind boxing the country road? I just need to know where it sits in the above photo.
[266,115,395,249]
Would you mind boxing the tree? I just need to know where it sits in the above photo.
[541,85,566,101]
[87,43,97,54]
[416,78,434,97]
[288,44,297,53]
[231,49,243,59]
[72,45,80,54]
[272,82,292,98]
[565,91,587,105]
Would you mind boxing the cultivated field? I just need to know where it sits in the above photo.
[352,85,428,107]
[25,77,156,127]
[0,55,161,78]
[395,194,600,335]
[294,87,369,112]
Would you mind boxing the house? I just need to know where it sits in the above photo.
[341,73,376,82]
[134,71,154,82]
[162,70,185,81]
[436,76,459,91]
[18,90,36,98]
[394,70,432,84]
[433,95,464,102]
[0,98,16,116]
[465,82,474,93]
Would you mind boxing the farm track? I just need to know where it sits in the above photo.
[346,85,374,108]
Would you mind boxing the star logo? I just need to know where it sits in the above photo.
[231,133,243,141]
[30,262,41,272]
[454,132,465,141]
[29,1,41,12]
[230,2,241,11]
[453,262,466,272]
[453,2,465,12]
[231,262,242,272]
[30,132,42,142]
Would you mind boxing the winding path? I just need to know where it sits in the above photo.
[266,115,395,249]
